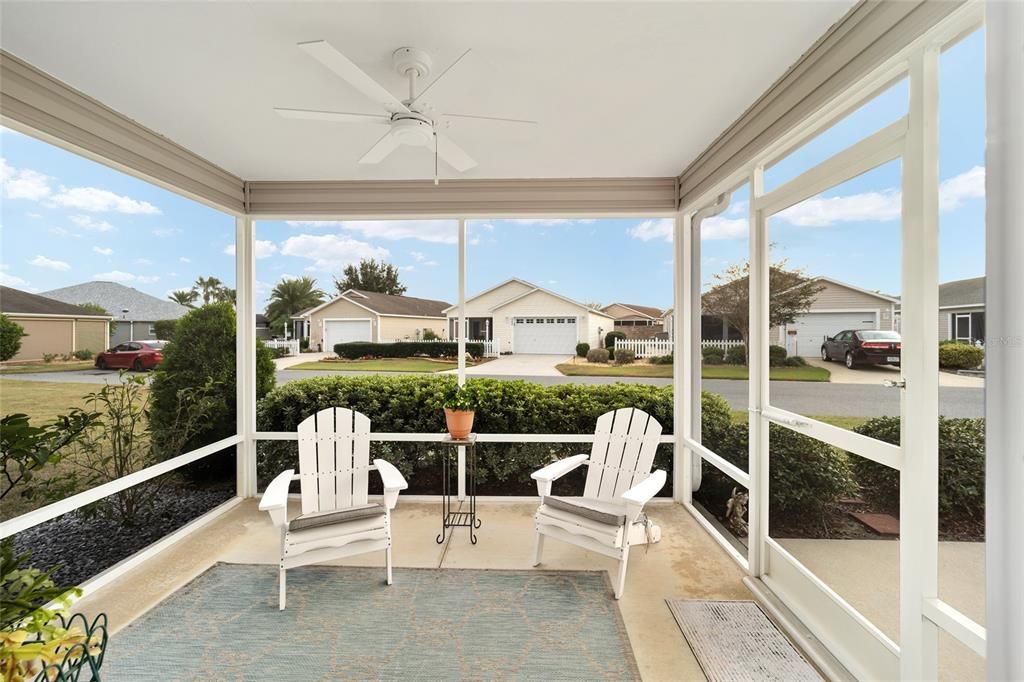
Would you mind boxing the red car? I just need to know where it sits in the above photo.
[95,340,166,371]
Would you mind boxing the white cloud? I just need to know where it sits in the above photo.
[70,214,114,232]
[627,218,674,242]
[286,220,458,244]
[505,218,596,225]
[134,258,153,266]
[0,268,28,287]
[179,257,191,263]
[224,240,278,259]
[92,246,114,256]
[152,227,181,238]
[49,186,160,214]
[702,216,749,240]
[939,165,984,211]
[410,251,438,266]
[27,212,42,219]
[1,159,52,201]
[281,234,389,271]
[776,189,902,226]
[93,270,159,284]
[398,265,415,272]
[30,255,71,271]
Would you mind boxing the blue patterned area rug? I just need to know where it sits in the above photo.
[105,563,640,681]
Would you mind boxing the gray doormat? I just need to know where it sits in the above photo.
[666,599,822,682]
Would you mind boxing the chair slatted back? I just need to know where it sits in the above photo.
[583,408,662,500]
[297,407,372,514]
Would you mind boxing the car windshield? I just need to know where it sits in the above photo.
[858,331,901,341]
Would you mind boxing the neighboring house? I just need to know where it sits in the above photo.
[0,286,112,361]
[255,313,271,340]
[601,303,666,339]
[43,281,189,346]
[895,276,984,344]
[769,276,900,357]
[295,289,450,352]
[445,278,613,355]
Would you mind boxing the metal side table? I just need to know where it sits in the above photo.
[435,434,482,544]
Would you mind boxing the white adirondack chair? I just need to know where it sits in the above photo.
[259,407,408,610]
[531,407,666,599]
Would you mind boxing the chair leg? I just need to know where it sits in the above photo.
[614,545,631,600]
[533,531,545,567]
[386,546,394,585]
[278,566,287,610]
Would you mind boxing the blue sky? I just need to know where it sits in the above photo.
[1,31,985,313]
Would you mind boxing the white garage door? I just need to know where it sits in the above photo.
[512,317,578,354]
[324,319,372,350]
[783,312,878,357]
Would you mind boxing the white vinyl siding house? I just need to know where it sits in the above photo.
[299,290,450,352]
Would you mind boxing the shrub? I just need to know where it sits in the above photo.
[614,348,636,365]
[586,347,610,363]
[72,349,94,361]
[422,328,440,341]
[769,344,788,367]
[300,338,310,351]
[152,319,178,340]
[268,346,289,359]
[575,342,590,358]
[42,354,59,363]
[0,315,26,362]
[725,345,746,365]
[702,346,725,365]
[852,416,985,522]
[333,341,484,359]
[604,331,627,348]
[938,342,983,370]
[650,354,674,365]
[784,356,807,367]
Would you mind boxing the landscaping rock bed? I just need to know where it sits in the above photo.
[13,485,234,587]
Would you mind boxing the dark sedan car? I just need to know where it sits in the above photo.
[95,340,166,371]
[821,330,901,369]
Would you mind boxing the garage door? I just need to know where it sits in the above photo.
[512,317,577,354]
[324,319,372,350]
[783,312,878,357]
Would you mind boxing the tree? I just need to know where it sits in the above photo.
[265,277,325,333]
[0,315,26,362]
[193,276,225,305]
[77,302,118,338]
[169,289,199,308]
[701,260,825,353]
[333,259,406,296]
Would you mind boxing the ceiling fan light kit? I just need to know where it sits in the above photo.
[277,40,537,183]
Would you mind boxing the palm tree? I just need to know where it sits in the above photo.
[265,277,325,334]
[194,276,224,305]
[169,289,199,307]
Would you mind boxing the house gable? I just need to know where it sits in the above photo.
[808,280,898,311]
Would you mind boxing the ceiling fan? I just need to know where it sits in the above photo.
[276,41,537,182]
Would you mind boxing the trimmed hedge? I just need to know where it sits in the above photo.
[769,345,788,367]
[702,346,725,365]
[614,348,636,365]
[604,331,627,348]
[650,354,673,365]
[334,341,484,359]
[938,342,983,370]
[586,348,610,363]
[852,416,985,522]
[725,345,746,365]
[575,342,590,358]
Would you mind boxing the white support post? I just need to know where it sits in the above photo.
[986,3,1024,678]
[748,166,768,578]
[674,211,692,503]
[235,216,257,498]
[457,218,467,500]
[900,46,941,681]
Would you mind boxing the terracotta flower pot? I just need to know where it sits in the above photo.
[444,408,475,439]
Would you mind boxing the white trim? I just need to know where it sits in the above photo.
[1,312,112,320]
[953,312,973,342]
[761,406,901,470]
[304,293,378,318]
[922,598,986,657]
[939,303,985,310]
[602,303,661,320]
[440,277,535,313]
[255,431,675,444]
[488,284,614,318]
[236,216,256,498]
[684,437,750,487]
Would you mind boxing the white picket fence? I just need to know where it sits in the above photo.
[384,338,501,358]
[613,338,744,358]
[264,338,300,356]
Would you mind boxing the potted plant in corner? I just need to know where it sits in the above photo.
[442,382,477,440]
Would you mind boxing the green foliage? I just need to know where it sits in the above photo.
[604,331,626,348]
[769,344,788,367]
[725,345,746,365]
[333,258,407,296]
[784,356,807,367]
[168,289,199,308]
[265,277,325,332]
[853,416,985,521]
[71,350,94,361]
[256,340,276,398]
[614,348,636,365]
[575,342,590,358]
[938,342,983,370]
[333,341,484,360]
[0,315,26,362]
[701,346,725,364]
[0,410,98,502]
[300,338,310,351]
[586,348,610,363]
[649,354,674,365]
[441,381,481,411]
[422,328,440,341]
[153,319,178,340]
[42,354,60,364]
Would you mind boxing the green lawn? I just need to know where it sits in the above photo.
[729,409,869,431]
[0,360,95,375]
[288,358,459,373]
[556,363,830,382]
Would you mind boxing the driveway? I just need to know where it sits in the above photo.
[441,354,572,377]
[804,357,985,388]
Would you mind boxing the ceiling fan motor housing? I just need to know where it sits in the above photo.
[391,116,434,147]
[392,47,432,79]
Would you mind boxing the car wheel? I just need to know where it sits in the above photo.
[132,358,144,372]
[845,352,856,369]
[96,357,107,370]
[821,347,830,361]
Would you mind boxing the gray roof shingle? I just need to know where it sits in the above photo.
[939,277,984,308]
[42,281,189,321]
[341,289,450,317]
[1,286,112,317]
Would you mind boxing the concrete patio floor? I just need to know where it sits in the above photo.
[75,499,751,681]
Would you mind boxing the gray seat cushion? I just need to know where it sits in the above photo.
[288,503,386,532]
[543,497,626,526]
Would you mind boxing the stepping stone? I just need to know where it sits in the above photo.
[850,511,900,536]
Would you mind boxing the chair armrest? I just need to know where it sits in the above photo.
[531,454,589,497]
[374,459,408,510]
[259,469,295,528]
[621,470,666,524]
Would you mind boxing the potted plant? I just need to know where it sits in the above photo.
[442,382,477,439]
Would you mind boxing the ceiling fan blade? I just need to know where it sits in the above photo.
[443,112,538,126]
[435,133,477,172]
[274,107,390,124]
[358,130,401,165]
[298,40,409,115]
[409,48,472,107]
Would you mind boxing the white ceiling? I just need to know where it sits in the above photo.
[1,1,855,182]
